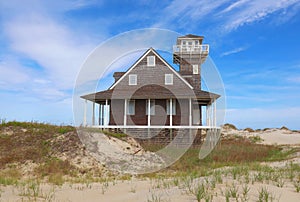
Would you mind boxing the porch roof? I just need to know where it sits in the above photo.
[81,84,220,103]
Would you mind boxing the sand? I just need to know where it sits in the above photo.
[1,127,300,201]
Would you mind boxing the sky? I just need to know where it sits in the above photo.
[0,0,300,129]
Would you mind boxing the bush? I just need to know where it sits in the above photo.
[244,127,254,132]
[223,123,237,130]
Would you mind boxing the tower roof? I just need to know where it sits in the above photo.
[178,34,204,39]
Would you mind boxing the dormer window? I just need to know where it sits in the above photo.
[147,56,155,67]
[129,74,137,85]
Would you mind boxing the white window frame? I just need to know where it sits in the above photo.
[193,64,199,74]
[146,100,155,115]
[147,56,155,67]
[165,74,173,85]
[166,99,176,115]
[127,100,135,115]
[128,74,137,85]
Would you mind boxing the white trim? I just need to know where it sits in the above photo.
[109,48,193,90]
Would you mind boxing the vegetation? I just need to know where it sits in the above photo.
[0,121,300,201]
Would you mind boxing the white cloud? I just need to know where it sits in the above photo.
[0,59,30,86]
[4,15,94,90]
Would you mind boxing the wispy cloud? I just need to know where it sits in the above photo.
[221,0,300,31]
[154,0,300,33]
[220,46,248,56]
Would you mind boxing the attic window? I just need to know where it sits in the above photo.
[147,56,155,67]
[165,74,173,85]
[129,74,137,85]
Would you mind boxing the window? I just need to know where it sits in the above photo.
[182,40,186,46]
[165,74,173,85]
[127,100,135,115]
[195,40,199,46]
[129,74,137,85]
[147,56,155,67]
[166,99,176,115]
[193,64,199,74]
[146,100,155,115]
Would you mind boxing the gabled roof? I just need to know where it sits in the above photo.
[109,48,194,90]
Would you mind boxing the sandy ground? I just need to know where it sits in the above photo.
[1,128,300,201]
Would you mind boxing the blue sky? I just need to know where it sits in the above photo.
[0,0,300,129]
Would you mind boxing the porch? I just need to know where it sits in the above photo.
[82,98,219,130]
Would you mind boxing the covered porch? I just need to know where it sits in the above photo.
[82,98,219,129]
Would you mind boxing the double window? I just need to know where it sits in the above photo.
[166,99,176,115]
[146,100,155,115]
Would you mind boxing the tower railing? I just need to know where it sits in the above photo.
[173,44,209,54]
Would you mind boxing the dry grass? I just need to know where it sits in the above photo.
[142,135,295,176]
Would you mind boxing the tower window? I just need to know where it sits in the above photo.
[193,65,199,74]
[129,74,137,85]
[147,56,155,67]
[165,74,173,85]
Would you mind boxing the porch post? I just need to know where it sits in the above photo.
[170,99,173,126]
[92,102,95,126]
[105,99,108,126]
[124,99,127,126]
[98,103,101,126]
[147,99,151,127]
[207,104,210,127]
[83,99,87,127]
[189,98,192,126]
[213,100,217,127]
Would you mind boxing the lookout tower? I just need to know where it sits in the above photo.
[173,34,209,89]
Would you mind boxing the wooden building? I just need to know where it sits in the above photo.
[81,34,220,143]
